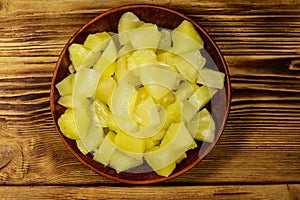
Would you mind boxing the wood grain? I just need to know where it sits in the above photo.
[0,184,299,199]
[0,0,299,193]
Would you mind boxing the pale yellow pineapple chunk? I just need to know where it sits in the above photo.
[83,32,111,52]
[159,91,176,108]
[145,138,160,151]
[107,112,120,132]
[132,95,159,127]
[58,108,90,141]
[118,12,144,45]
[71,108,91,139]
[180,50,206,71]
[188,86,217,111]
[186,108,215,143]
[118,12,144,32]
[150,129,166,141]
[73,68,101,98]
[55,73,75,96]
[114,53,131,82]
[158,28,172,50]
[172,55,198,82]
[175,81,195,101]
[181,99,198,123]
[101,62,116,78]
[172,20,204,53]
[93,131,116,166]
[157,52,178,71]
[94,39,118,73]
[58,95,91,109]
[176,153,187,164]
[163,99,182,129]
[127,49,157,71]
[76,139,89,155]
[176,20,203,43]
[68,43,100,70]
[95,76,117,105]
[109,149,143,173]
[144,84,170,100]
[111,82,139,133]
[197,68,225,89]
[157,51,176,63]
[94,100,110,127]
[58,109,80,140]
[77,120,104,154]
[144,146,175,172]
[139,64,178,92]
[114,131,146,154]
[126,23,162,49]
[135,87,149,104]
[155,162,176,177]
[145,122,195,171]
[57,95,72,108]
[118,43,135,57]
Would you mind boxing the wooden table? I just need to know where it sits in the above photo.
[0,0,299,199]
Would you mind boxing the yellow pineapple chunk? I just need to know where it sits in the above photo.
[114,53,131,82]
[132,95,159,127]
[155,162,176,177]
[186,108,215,142]
[101,62,116,78]
[139,65,178,96]
[126,23,162,49]
[114,131,146,154]
[93,131,116,166]
[163,99,182,129]
[57,95,72,108]
[111,82,139,133]
[176,153,187,164]
[160,91,176,108]
[172,20,204,53]
[181,99,198,123]
[109,149,143,173]
[158,28,172,50]
[95,76,117,105]
[151,129,166,141]
[58,108,90,140]
[77,120,104,154]
[175,81,195,101]
[145,122,194,172]
[94,39,117,73]
[197,68,225,89]
[73,68,101,98]
[188,86,217,111]
[144,84,170,100]
[94,100,110,127]
[145,138,160,151]
[83,32,111,52]
[68,43,100,70]
[127,49,157,71]
[172,55,198,82]
[107,112,120,132]
[118,12,144,45]
[55,74,75,96]
[58,109,79,140]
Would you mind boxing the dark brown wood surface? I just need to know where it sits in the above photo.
[0,0,299,199]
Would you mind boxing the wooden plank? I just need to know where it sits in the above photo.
[0,115,299,185]
[0,0,299,185]
[0,184,299,199]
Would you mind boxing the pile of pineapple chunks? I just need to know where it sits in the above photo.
[56,12,225,177]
